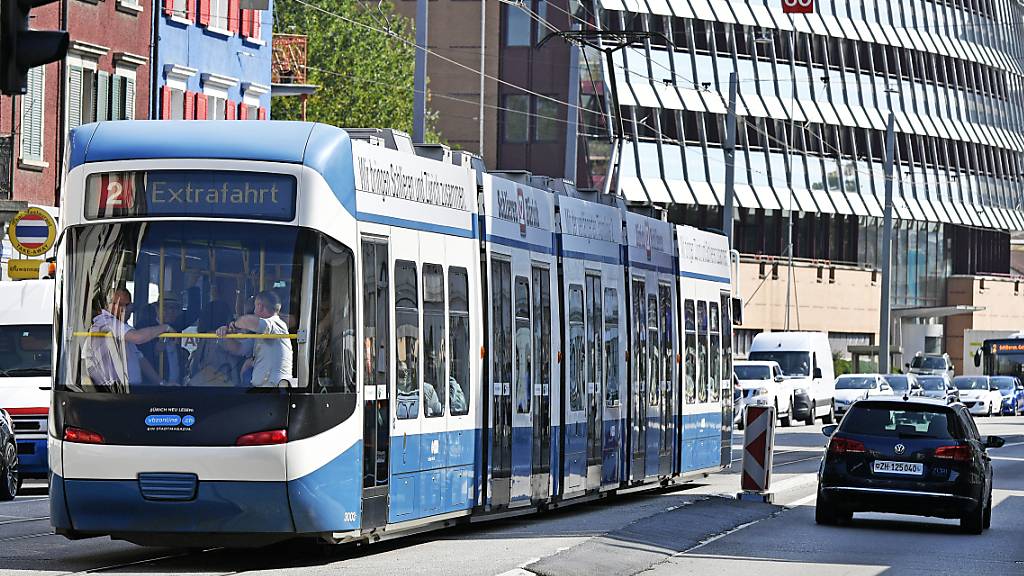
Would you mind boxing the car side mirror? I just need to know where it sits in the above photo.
[813,367,822,379]
[822,424,838,437]
[985,436,1005,449]
[774,375,784,383]
[974,349,981,367]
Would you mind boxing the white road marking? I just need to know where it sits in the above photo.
[787,493,818,507]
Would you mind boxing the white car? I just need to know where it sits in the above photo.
[953,375,1003,417]
[734,361,796,427]
[833,374,891,418]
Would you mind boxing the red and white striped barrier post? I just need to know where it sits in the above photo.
[738,404,776,503]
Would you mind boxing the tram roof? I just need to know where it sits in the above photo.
[68,121,356,213]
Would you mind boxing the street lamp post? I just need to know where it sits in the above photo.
[878,111,896,374]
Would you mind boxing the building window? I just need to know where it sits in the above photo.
[68,64,98,129]
[166,0,187,18]
[209,0,229,30]
[207,96,227,120]
[534,98,559,141]
[504,2,530,46]
[504,94,529,142]
[168,87,185,119]
[20,66,45,165]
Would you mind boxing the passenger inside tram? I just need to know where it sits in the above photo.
[84,288,172,392]
[188,300,243,387]
[215,290,294,387]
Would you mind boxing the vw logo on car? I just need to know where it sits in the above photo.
[894,443,906,455]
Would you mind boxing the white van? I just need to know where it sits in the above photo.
[747,331,836,425]
[0,279,54,483]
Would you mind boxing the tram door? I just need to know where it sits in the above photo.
[361,239,391,530]
[719,292,734,467]
[630,278,647,482]
[530,266,552,502]
[489,258,513,508]
[584,274,603,490]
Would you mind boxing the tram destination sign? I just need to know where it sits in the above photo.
[84,171,297,221]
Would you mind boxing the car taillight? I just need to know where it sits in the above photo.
[5,407,49,416]
[829,437,866,454]
[236,429,288,446]
[63,426,104,444]
[934,445,971,461]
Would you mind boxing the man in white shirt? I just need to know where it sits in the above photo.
[216,290,293,387]
[85,288,171,392]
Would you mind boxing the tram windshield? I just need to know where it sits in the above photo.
[57,221,313,393]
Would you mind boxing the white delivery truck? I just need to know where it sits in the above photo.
[0,279,55,483]
[747,331,836,425]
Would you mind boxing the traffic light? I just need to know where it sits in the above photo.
[1,0,69,95]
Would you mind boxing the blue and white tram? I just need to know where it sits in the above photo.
[50,121,736,547]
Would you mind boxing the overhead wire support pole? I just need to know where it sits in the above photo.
[413,0,428,143]
[540,29,670,197]
[879,111,896,374]
[723,72,738,245]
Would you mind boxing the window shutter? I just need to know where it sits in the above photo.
[195,93,208,119]
[240,8,251,37]
[184,90,194,119]
[257,106,266,120]
[186,0,196,21]
[68,65,84,129]
[124,77,136,119]
[252,10,260,39]
[96,71,110,122]
[161,86,173,120]
[198,0,210,27]
[163,0,174,16]
[20,66,44,161]
[226,99,236,120]
[227,0,239,33]
[111,76,123,121]
[238,103,248,120]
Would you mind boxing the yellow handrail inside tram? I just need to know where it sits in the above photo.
[72,331,298,340]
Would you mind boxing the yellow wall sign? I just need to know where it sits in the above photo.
[8,207,56,257]
[7,259,43,280]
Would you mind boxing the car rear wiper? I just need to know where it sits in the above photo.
[0,367,50,376]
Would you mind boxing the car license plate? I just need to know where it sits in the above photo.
[872,460,924,476]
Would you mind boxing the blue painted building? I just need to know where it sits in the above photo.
[152,0,272,120]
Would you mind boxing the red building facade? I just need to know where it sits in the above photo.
[0,0,152,208]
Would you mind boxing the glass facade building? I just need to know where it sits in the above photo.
[569,0,1024,307]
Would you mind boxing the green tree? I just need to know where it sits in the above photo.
[273,0,440,140]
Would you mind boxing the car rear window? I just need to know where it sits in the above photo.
[839,403,961,440]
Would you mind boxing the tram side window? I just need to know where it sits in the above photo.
[395,260,419,419]
[709,301,721,402]
[697,301,708,403]
[659,284,673,399]
[531,267,551,406]
[684,299,697,404]
[422,264,445,417]
[515,276,532,414]
[363,241,389,390]
[568,284,585,412]
[492,259,513,403]
[648,294,660,406]
[313,239,356,394]
[585,274,603,401]
[632,280,647,400]
[720,293,733,385]
[604,288,620,407]
[448,267,470,416]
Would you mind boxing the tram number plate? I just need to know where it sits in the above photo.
[872,461,923,476]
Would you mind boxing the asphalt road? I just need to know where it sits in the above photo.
[0,416,1021,576]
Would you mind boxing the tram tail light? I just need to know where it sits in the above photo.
[64,426,104,444]
[236,429,288,446]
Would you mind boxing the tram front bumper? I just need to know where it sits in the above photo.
[57,473,295,537]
